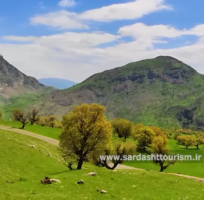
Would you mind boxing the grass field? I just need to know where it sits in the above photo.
[1,129,204,200]
[1,120,204,179]
[0,120,61,140]
[124,139,204,178]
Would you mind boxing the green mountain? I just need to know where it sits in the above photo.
[5,56,204,129]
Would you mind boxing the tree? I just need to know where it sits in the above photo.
[133,126,156,151]
[47,115,57,128]
[54,120,62,128]
[152,135,176,172]
[177,135,195,149]
[38,116,49,127]
[28,108,40,125]
[12,109,28,129]
[95,141,136,170]
[195,133,204,149]
[111,118,133,141]
[0,110,2,119]
[149,126,167,139]
[59,103,112,170]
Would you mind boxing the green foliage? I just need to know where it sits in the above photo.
[177,135,196,149]
[133,125,156,150]
[47,115,57,128]
[111,118,133,141]
[60,103,112,169]
[12,109,29,129]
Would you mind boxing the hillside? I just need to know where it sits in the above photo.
[0,55,47,99]
[1,129,204,199]
[38,78,76,89]
[35,56,204,128]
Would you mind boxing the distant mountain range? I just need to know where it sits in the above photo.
[38,78,76,89]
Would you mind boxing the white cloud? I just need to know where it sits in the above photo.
[80,0,171,22]
[2,23,204,82]
[187,24,204,36]
[58,0,76,7]
[118,23,184,39]
[30,11,88,30]
[2,1,204,83]
[4,32,120,48]
[30,0,171,29]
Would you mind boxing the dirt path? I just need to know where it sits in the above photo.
[1,125,204,182]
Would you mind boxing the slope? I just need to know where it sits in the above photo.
[1,129,204,199]
[0,55,48,99]
[35,56,204,128]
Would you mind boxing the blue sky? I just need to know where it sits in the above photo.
[0,0,204,82]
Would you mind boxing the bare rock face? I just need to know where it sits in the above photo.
[0,54,45,97]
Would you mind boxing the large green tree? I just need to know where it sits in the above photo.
[59,103,112,170]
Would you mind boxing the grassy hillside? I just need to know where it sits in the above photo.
[1,129,204,199]
[30,56,204,129]
[0,87,54,119]
[1,120,204,179]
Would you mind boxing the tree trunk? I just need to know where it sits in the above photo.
[77,158,84,170]
[100,160,120,170]
[196,144,199,150]
[22,123,25,129]
[159,162,164,172]
[31,121,34,125]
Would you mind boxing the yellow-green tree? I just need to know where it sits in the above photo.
[133,126,156,151]
[195,132,204,149]
[152,135,176,172]
[38,116,49,127]
[54,120,62,128]
[0,110,2,119]
[12,109,28,129]
[94,141,136,170]
[177,135,195,149]
[111,118,133,141]
[47,115,57,128]
[59,103,112,170]
[149,126,167,140]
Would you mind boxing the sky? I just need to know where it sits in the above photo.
[0,0,204,83]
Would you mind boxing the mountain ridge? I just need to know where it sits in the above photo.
[0,55,49,99]
[33,56,204,129]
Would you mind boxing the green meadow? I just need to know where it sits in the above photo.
[1,120,204,179]
[1,129,204,200]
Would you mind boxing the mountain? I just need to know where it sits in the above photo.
[26,56,204,128]
[0,55,52,104]
[38,78,76,89]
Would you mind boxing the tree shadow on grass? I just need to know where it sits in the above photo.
[49,169,77,175]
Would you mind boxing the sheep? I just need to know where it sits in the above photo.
[87,172,97,176]
[41,177,51,184]
[77,180,84,184]
[97,189,107,194]
[50,179,61,183]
